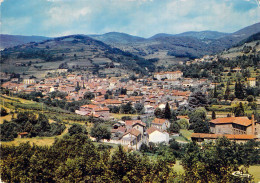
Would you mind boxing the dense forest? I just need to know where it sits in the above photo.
[1,135,259,182]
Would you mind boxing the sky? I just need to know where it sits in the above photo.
[1,0,260,38]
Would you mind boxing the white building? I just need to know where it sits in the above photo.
[147,127,169,144]
[154,71,183,81]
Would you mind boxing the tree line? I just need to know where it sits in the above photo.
[1,134,259,182]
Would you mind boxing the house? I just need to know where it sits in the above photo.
[154,71,183,81]
[191,133,257,144]
[151,118,170,131]
[18,132,28,138]
[111,127,126,139]
[23,78,36,85]
[209,116,256,135]
[104,99,122,106]
[67,74,76,80]
[233,67,241,72]
[248,78,256,87]
[120,129,142,149]
[76,104,110,119]
[125,120,146,135]
[144,105,155,114]
[146,127,169,144]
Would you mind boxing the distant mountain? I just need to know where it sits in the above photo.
[102,22,260,59]
[0,34,155,74]
[89,32,145,44]
[0,34,50,50]
[216,22,260,48]
[237,32,260,45]
[175,31,229,40]
[219,31,260,60]
[149,33,174,39]
[149,31,229,40]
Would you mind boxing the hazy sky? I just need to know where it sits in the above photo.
[1,0,260,37]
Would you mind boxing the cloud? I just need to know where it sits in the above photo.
[1,0,259,37]
[44,4,91,27]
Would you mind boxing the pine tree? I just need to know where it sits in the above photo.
[213,85,218,98]
[75,81,80,92]
[164,102,171,119]
[235,81,245,99]
[224,82,230,100]
[212,111,216,119]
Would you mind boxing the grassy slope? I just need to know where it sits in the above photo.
[0,95,91,146]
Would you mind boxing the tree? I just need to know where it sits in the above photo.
[68,124,87,136]
[83,92,95,100]
[190,118,209,133]
[217,94,223,101]
[235,81,245,99]
[176,119,189,129]
[233,102,245,117]
[228,93,236,101]
[189,108,209,133]
[224,82,231,100]
[0,107,8,116]
[90,124,111,142]
[164,102,171,119]
[212,111,216,119]
[168,122,180,133]
[188,90,208,108]
[247,95,254,102]
[134,103,144,114]
[120,102,134,114]
[0,121,19,141]
[154,108,163,118]
[58,62,69,69]
[75,81,80,92]
[181,138,254,182]
[213,85,218,98]
[37,113,51,132]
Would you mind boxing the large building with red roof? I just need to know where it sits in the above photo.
[210,116,259,135]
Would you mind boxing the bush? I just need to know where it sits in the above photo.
[0,107,8,116]
[176,119,189,129]
[247,95,254,102]
[68,124,87,136]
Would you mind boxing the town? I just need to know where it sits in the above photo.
[1,0,260,182]
[1,62,259,150]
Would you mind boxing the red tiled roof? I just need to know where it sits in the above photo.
[19,132,28,135]
[177,116,189,119]
[152,118,168,125]
[104,99,122,105]
[124,128,141,137]
[146,127,160,135]
[125,120,146,127]
[191,133,256,140]
[111,127,126,133]
[248,78,256,81]
[210,117,252,126]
